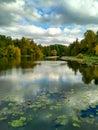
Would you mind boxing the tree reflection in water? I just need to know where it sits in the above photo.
[67,61,98,85]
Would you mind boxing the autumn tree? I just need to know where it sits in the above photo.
[51,49,57,56]
[84,30,96,55]
[14,47,21,58]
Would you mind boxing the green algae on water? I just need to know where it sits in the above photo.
[55,114,68,126]
[9,117,26,127]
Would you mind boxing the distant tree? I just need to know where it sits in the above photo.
[51,49,57,56]
[76,53,84,59]
[35,47,43,58]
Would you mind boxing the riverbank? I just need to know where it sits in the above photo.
[59,56,98,65]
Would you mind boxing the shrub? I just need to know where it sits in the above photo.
[76,53,84,59]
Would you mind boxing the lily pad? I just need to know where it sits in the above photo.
[73,123,80,127]
[9,116,26,127]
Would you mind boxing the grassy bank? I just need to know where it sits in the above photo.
[60,56,98,65]
[84,56,98,61]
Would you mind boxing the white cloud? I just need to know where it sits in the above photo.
[0,0,24,26]
[64,27,81,35]
[26,0,98,25]
[0,0,98,45]
[47,28,62,36]
[0,24,84,45]
[64,0,98,18]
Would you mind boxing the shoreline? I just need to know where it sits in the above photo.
[59,56,98,65]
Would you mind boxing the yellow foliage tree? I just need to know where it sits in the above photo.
[14,47,21,58]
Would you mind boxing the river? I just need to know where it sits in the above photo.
[0,58,98,130]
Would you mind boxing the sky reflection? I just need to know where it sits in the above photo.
[0,61,96,105]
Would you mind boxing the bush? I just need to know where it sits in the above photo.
[76,53,84,59]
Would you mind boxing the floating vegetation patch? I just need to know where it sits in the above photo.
[0,116,7,121]
[72,123,80,127]
[45,113,52,119]
[55,114,68,126]
[72,116,81,127]
[1,90,98,129]
[9,117,26,127]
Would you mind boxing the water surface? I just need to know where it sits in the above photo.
[0,58,98,130]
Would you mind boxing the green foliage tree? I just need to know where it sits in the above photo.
[0,34,43,59]
[84,30,96,55]
[95,45,98,55]
[71,39,80,56]
[35,47,43,58]
[0,48,7,57]
[1,29,98,59]
[7,45,15,57]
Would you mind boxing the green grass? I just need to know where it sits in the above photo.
[61,56,98,64]
[84,56,98,61]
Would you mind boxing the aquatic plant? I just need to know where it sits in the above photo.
[72,116,81,127]
[1,107,11,115]
[45,113,52,119]
[1,89,98,129]
[12,111,24,116]
[0,116,7,121]
[9,116,26,127]
[27,115,33,121]
[72,123,80,127]
[72,116,80,123]
[8,103,14,107]
[55,114,68,126]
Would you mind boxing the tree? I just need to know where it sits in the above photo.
[80,39,88,54]
[84,30,96,55]
[51,49,57,56]
[0,48,7,57]
[35,47,43,58]
[7,45,15,57]
[14,47,21,58]
[71,38,80,55]
[95,45,98,55]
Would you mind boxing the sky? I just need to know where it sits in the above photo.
[0,0,98,46]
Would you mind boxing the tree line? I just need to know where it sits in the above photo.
[40,30,98,57]
[0,29,98,58]
[38,44,67,57]
[65,30,98,56]
[0,35,43,58]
